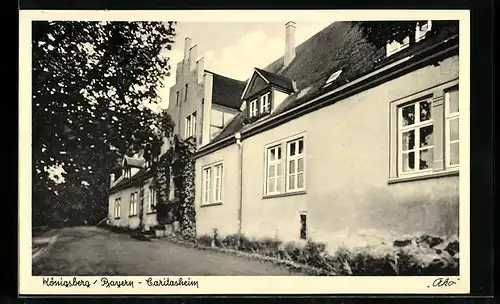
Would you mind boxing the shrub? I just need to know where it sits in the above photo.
[333,234,459,276]
[151,224,165,231]
[220,234,241,250]
[190,231,459,276]
[197,234,213,247]
[256,237,283,258]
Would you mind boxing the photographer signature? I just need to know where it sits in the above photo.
[428,277,459,288]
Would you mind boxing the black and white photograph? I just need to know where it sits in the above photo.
[19,10,470,295]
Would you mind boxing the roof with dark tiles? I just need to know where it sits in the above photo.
[208,70,247,110]
[210,21,459,145]
[254,68,294,92]
[109,167,155,193]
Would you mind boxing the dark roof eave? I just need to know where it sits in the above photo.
[195,36,459,159]
[109,169,156,194]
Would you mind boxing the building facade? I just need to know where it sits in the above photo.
[107,37,245,230]
[107,153,162,230]
[194,21,461,251]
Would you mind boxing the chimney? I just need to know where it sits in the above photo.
[189,45,198,71]
[284,21,296,67]
[183,37,192,62]
[110,173,115,187]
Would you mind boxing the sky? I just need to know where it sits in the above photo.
[154,21,332,111]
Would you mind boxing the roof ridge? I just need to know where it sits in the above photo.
[255,67,293,81]
[205,69,246,83]
[263,21,341,73]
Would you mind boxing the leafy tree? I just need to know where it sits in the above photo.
[32,21,177,227]
[359,20,459,49]
[359,20,425,48]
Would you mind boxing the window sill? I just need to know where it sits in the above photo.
[128,215,138,218]
[388,169,459,184]
[200,202,223,208]
[114,217,121,220]
[263,190,306,200]
[146,211,156,215]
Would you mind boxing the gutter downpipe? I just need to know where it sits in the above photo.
[235,132,243,241]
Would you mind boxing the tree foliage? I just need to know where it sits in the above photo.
[32,21,177,227]
[359,20,459,49]
[151,134,196,238]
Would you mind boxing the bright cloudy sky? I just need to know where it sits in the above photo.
[154,21,332,110]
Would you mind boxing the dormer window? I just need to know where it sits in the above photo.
[386,20,432,57]
[249,99,258,117]
[415,20,432,42]
[247,91,273,120]
[386,36,410,57]
[124,167,131,179]
[260,92,271,114]
[241,68,294,121]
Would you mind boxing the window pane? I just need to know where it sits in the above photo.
[401,104,415,126]
[298,140,304,154]
[268,179,276,193]
[289,160,296,174]
[419,148,434,170]
[277,147,282,159]
[277,176,282,192]
[450,118,459,141]
[419,100,432,122]
[277,163,283,176]
[297,173,304,188]
[269,149,275,161]
[402,152,415,172]
[448,89,459,113]
[402,130,415,151]
[289,142,296,156]
[450,142,459,165]
[420,125,434,147]
[268,164,275,177]
[297,158,304,172]
[289,175,296,190]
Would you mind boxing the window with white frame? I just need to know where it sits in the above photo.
[249,99,258,117]
[124,167,131,179]
[398,99,434,175]
[114,198,121,218]
[264,136,305,195]
[389,82,460,180]
[185,116,191,138]
[191,112,196,137]
[287,138,305,191]
[148,187,156,213]
[265,145,283,195]
[260,93,271,114]
[201,163,224,205]
[185,112,196,138]
[214,164,223,202]
[202,167,211,204]
[445,87,459,167]
[129,192,138,216]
